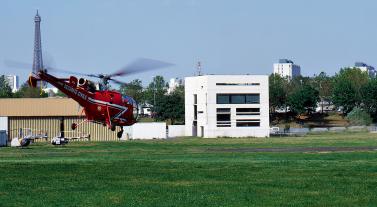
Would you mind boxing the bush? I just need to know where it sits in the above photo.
[346,107,372,126]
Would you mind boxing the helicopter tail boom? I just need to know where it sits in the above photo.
[28,75,40,88]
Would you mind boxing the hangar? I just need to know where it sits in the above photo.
[0,98,119,141]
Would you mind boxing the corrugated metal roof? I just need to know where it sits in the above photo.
[0,98,84,117]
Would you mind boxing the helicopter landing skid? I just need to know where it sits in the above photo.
[117,126,124,138]
[71,119,89,130]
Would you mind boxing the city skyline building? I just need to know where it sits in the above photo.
[273,59,301,79]
[167,77,183,94]
[354,62,376,78]
[5,75,19,93]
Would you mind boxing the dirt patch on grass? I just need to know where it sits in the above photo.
[207,146,377,153]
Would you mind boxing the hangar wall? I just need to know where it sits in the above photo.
[8,116,119,142]
[0,98,121,142]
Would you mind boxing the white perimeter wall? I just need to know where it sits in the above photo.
[123,122,167,140]
[168,125,185,137]
[0,117,8,131]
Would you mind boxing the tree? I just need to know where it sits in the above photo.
[55,90,67,97]
[269,74,288,112]
[118,79,144,104]
[311,72,334,113]
[312,72,333,99]
[360,78,377,116]
[13,82,48,98]
[332,68,369,114]
[0,75,12,98]
[144,76,167,106]
[287,84,319,115]
[347,107,372,126]
[153,86,185,124]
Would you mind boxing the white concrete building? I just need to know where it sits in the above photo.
[354,62,376,78]
[139,103,153,116]
[185,75,270,138]
[167,78,183,94]
[273,59,301,79]
[5,75,19,93]
[42,87,59,96]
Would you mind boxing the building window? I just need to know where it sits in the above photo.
[245,94,259,104]
[217,108,231,127]
[216,83,260,86]
[194,94,198,120]
[231,95,245,104]
[236,119,260,127]
[194,105,197,120]
[236,108,260,115]
[216,94,260,104]
[217,94,230,104]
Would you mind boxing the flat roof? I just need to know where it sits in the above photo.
[0,98,84,117]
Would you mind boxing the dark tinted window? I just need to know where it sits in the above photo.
[217,94,230,104]
[217,94,260,104]
[217,108,231,112]
[217,114,230,121]
[246,94,260,104]
[231,95,245,104]
[236,122,260,127]
[236,108,260,113]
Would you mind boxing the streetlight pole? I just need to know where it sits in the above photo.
[153,76,156,106]
[154,84,156,106]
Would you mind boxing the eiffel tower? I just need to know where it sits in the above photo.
[32,10,44,87]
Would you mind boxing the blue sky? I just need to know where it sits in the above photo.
[1,0,377,85]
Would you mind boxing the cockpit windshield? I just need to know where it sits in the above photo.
[122,95,139,120]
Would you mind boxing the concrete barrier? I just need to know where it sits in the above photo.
[348,126,367,131]
[310,128,328,132]
[329,127,346,132]
[168,125,185,138]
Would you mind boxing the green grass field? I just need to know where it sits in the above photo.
[1,132,377,207]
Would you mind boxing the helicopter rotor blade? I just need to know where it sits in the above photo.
[110,58,174,77]
[109,78,129,86]
[4,60,34,71]
[44,66,99,78]
[4,60,99,77]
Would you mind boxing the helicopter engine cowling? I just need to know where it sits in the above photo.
[78,78,97,92]
[78,78,88,87]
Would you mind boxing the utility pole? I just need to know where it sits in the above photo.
[154,84,156,106]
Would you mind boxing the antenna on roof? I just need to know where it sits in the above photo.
[197,61,202,76]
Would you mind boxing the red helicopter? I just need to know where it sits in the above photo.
[26,58,173,138]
